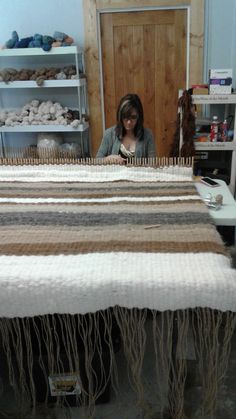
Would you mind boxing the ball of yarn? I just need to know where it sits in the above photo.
[37,132,63,158]
[42,43,51,52]
[59,142,81,158]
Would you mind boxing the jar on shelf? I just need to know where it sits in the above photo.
[209,115,219,142]
[220,119,228,142]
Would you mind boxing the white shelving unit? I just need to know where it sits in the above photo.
[0,123,89,132]
[0,79,87,89]
[0,46,82,57]
[179,94,236,194]
[0,46,89,157]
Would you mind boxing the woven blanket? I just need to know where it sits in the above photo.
[0,163,236,418]
[0,164,235,318]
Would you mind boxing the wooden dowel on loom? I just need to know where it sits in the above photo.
[0,152,193,167]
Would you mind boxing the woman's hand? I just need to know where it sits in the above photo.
[104,155,126,164]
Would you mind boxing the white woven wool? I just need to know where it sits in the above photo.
[0,164,193,182]
[0,252,235,318]
[0,195,200,204]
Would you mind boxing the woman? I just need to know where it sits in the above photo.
[96,93,156,163]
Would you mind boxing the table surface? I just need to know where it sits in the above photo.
[195,179,236,226]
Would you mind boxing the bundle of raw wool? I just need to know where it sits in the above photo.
[37,132,64,158]
[0,100,80,127]
[37,133,82,159]
[0,65,80,86]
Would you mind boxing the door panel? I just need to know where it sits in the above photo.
[101,9,187,156]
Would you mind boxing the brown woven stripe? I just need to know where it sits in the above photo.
[0,224,221,244]
[0,241,227,256]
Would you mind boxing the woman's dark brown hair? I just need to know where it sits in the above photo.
[115,93,144,141]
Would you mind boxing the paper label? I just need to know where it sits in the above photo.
[48,373,81,396]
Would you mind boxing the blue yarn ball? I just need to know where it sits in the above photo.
[5,39,16,48]
[42,35,54,45]
[42,43,52,51]
[33,33,43,42]
[5,30,19,48]
[53,31,67,41]
[12,31,19,41]
[15,37,33,48]
[33,40,42,47]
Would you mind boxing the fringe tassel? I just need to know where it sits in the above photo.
[152,310,189,418]
[114,307,148,413]
[191,309,236,418]
[0,308,235,418]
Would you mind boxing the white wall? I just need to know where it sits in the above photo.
[204,0,236,88]
[1,0,236,151]
[1,0,236,86]
[0,0,84,47]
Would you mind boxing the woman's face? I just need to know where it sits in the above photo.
[122,107,138,132]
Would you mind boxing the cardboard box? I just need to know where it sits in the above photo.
[209,69,232,94]
[191,85,209,114]
[192,84,209,95]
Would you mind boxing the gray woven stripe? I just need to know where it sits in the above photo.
[0,211,213,227]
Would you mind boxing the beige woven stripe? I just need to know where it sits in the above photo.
[0,223,214,233]
[0,201,205,214]
[0,241,227,256]
[0,189,197,199]
[0,224,221,245]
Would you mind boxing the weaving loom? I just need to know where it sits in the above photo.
[0,159,236,418]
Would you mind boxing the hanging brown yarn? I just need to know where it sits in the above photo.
[170,90,196,157]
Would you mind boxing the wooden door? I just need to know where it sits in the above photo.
[100,9,187,157]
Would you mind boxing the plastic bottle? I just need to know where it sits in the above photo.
[220,119,228,142]
[210,116,219,142]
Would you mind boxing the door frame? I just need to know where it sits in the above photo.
[83,0,205,156]
[97,6,190,133]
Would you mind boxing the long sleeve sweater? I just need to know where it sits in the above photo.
[96,126,156,158]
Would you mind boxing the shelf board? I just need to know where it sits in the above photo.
[194,141,236,151]
[0,79,86,89]
[192,94,236,104]
[196,118,212,125]
[0,46,82,57]
[0,122,89,132]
